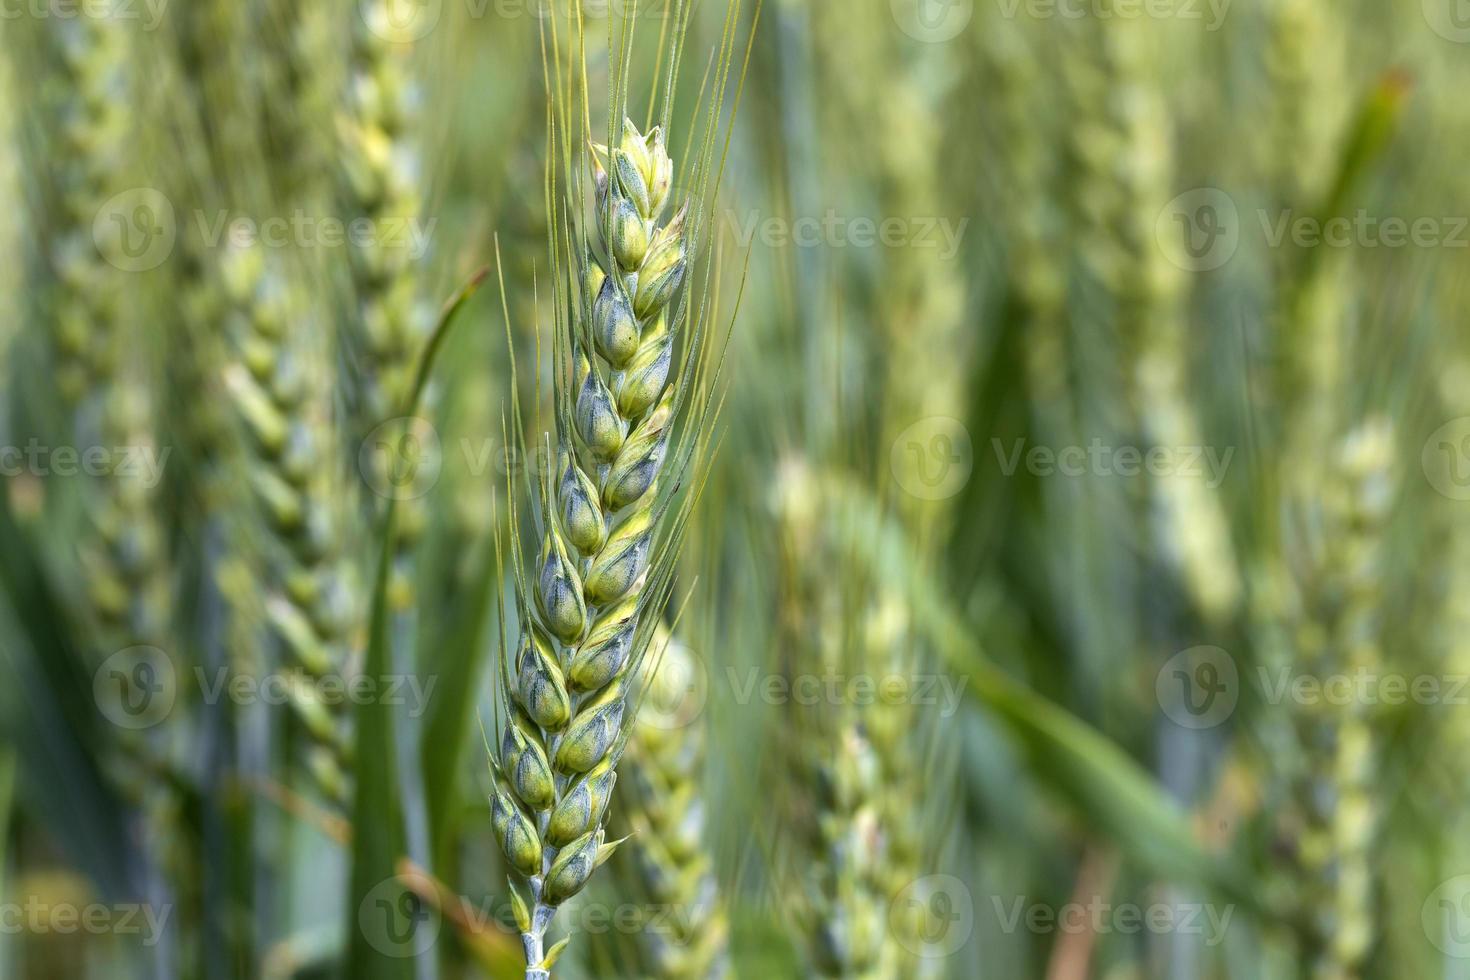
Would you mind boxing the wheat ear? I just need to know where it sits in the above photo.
[492,114,694,978]
[1283,419,1394,979]
[615,628,729,979]
[262,0,344,206]
[46,13,129,403]
[35,12,186,901]
[222,247,359,806]
[37,9,174,665]
[1261,0,1348,206]
[1064,12,1241,623]
[343,0,424,428]
[770,460,892,977]
[342,1,429,615]
[489,4,752,971]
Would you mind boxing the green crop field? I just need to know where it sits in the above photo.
[1,1,1467,977]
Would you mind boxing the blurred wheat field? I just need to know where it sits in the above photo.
[2,0,1470,977]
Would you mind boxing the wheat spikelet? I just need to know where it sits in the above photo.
[222,246,359,806]
[613,628,728,979]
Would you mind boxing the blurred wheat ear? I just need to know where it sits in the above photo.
[612,627,730,979]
